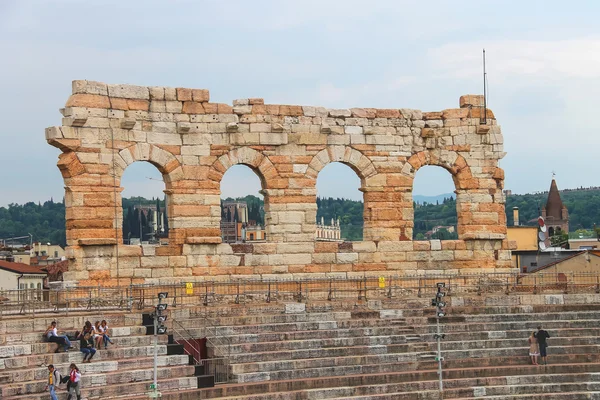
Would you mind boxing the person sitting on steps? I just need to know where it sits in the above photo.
[101,319,114,349]
[44,321,71,353]
[93,321,104,349]
[80,331,96,363]
[79,321,94,344]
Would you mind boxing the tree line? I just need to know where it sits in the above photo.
[1,188,599,247]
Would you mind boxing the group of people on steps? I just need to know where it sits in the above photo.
[43,319,115,399]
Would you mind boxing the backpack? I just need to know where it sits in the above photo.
[60,373,70,385]
[53,370,62,385]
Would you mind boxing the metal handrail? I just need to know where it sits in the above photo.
[171,319,203,365]
[4,271,600,318]
[171,315,231,384]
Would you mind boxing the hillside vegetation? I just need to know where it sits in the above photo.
[1,188,599,246]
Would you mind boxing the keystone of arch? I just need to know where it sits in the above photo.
[402,150,474,190]
[210,147,277,188]
[306,146,377,183]
[116,143,183,184]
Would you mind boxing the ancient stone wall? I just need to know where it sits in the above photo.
[46,81,511,285]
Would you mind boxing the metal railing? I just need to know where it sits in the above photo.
[171,316,231,383]
[3,272,600,318]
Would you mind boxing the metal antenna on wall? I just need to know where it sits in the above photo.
[482,48,487,125]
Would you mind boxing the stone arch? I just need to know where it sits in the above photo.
[306,145,377,184]
[403,150,477,241]
[308,146,377,241]
[116,143,183,186]
[403,150,474,190]
[209,147,278,188]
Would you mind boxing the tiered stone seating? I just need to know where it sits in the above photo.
[5,295,600,399]
[155,298,600,399]
[0,312,200,399]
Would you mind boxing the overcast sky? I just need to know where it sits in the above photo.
[1,0,599,206]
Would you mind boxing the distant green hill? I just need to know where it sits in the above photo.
[1,188,598,247]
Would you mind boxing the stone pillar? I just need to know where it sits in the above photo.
[62,160,122,247]
[266,189,316,243]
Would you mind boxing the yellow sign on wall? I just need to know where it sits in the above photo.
[185,282,194,295]
[378,277,385,288]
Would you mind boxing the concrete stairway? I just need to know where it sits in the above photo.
[0,311,208,399]
[160,299,600,400]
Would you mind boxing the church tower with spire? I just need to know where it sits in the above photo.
[541,178,569,236]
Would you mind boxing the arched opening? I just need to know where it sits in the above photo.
[316,162,363,242]
[412,166,458,240]
[120,161,168,245]
[220,165,265,244]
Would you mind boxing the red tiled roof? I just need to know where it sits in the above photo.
[0,260,47,275]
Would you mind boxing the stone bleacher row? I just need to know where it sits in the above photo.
[156,294,600,400]
[0,312,207,399]
[3,293,600,399]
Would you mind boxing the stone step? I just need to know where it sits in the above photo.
[4,375,198,399]
[212,326,415,345]
[230,350,600,384]
[0,324,147,345]
[326,374,600,399]
[412,307,600,322]
[183,318,409,336]
[229,348,600,377]
[442,353,600,371]
[0,344,170,369]
[0,354,189,384]
[419,319,600,334]
[196,363,600,399]
[182,301,600,320]
[440,344,600,360]
[1,365,195,397]
[181,311,362,327]
[206,371,600,399]
[225,343,415,364]
[444,303,600,316]
[422,327,600,342]
[0,313,142,335]
[221,334,412,355]
[0,333,166,358]
[451,392,600,400]
[435,336,600,351]
[231,351,426,375]
[454,382,600,398]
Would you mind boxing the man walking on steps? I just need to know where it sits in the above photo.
[46,364,60,400]
[536,325,551,365]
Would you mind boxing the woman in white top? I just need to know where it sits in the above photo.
[44,321,71,353]
[93,321,104,349]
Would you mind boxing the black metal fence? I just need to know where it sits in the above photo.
[2,272,600,318]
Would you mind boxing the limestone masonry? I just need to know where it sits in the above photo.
[46,81,510,285]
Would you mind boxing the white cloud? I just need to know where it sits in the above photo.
[429,38,600,81]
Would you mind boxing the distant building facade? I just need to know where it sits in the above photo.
[220,201,266,243]
[316,217,342,241]
[0,261,47,290]
[30,243,65,266]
